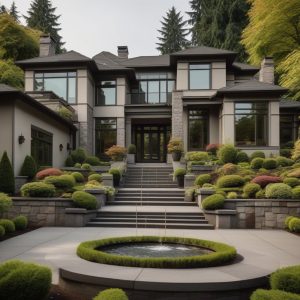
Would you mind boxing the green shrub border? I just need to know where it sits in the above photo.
[77,236,237,269]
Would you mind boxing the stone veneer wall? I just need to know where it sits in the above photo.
[224,199,300,229]
[171,91,183,140]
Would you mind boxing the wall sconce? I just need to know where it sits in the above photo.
[59,144,63,151]
[18,134,25,145]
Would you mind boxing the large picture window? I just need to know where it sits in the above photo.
[188,109,209,150]
[189,64,210,90]
[31,127,53,166]
[280,114,299,146]
[95,118,117,157]
[96,81,116,106]
[235,102,268,146]
[34,71,77,104]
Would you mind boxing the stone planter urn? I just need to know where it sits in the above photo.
[172,151,182,162]
[176,175,184,187]
[107,194,115,202]
[127,154,135,164]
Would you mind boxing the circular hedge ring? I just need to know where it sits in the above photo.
[77,236,237,268]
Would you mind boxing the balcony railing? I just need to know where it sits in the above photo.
[126,93,172,105]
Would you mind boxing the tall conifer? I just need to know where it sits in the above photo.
[9,2,19,22]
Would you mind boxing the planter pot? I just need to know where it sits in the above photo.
[107,195,115,202]
[172,152,182,162]
[176,175,184,187]
[113,177,120,187]
[127,153,135,164]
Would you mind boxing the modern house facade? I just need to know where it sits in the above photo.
[13,35,299,165]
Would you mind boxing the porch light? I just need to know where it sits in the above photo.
[59,144,63,151]
[18,134,25,145]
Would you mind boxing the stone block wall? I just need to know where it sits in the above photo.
[171,91,183,140]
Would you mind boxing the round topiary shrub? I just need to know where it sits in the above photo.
[281,149,292,158]
[218,163,238,175]
[227,192,238,199]
[255,189,266,199]
[0,193,12,214]
[127,144,136,155]
[285,216,294,228]
[277,156,294,167]
[243,183,261,198]
[262,158,278,170]
[93,288,128,300]
[0,259,52,300]
[251,175,282,188]
[184,151,209,162]
[202,194,225,210]
[292,186,300,199]
[71,172,85,183]
[195,174,211,186]
[265,183,293,199]
[71,148,87,164]
[13,216,28,230]
[270,265,300,294]
[36,168,63,180]
[20,182,56,198]
[288,218,300,233]
[216,175,244,188]
[44,175,76,189]
[217,144,238,164]
[0,151,15,194]
[85,156,101,166]
[0,225,5,237]
[88,173,102,183]
[74,163,81,168]
[250,289,300,300]
[109,169,121,186]
[250,151,265,160]
[72,191,97,210]
[81,163,92,171]
[287,168,300,178]
[20,155,37,179]
[65,155,74,167]
[284,178,299,188]
[236,151,249,163]
[251,158,264,169]
[0,219,15,233]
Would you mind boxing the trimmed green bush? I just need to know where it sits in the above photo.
[109,169,121,186]
[72,191,97,210]
[217,144,238,164]
[218,163,238,175]
[20,182,56,198]
[236,151,249,163]
[251,289,300,300]
[195,174,211,186]
[216,175,244,188]
[71,148,87,164]
[71,172,85,183]
[0,151,14,194]
[281,149,292,158]
[265,183,293,199]
[74,163,81,168]
[77,236,237,269]
[202,194,225,210]
[251,158,265,169]
[276,156,294,167]
[44,175,75,189]
[288,218,300,233]
[81,163,92,171]
[93,288,128,300]
[284,178,299,188]
[0,193,12,214]
[243,183,261,198]
[88,173,102,182]
[250,151,265,160]
[292,186,300,199]
[263,158,277,170]
[20,155,37,179]
[127,144,136,154]
[85,156,101,166]
[255,189,266,199]
[0,259,52,300]
[0,225,5,237]
[13,216,28,230]
[184,151,209,162]
[65,155,74,167]
[270,265,300,294]
[285,216,294,228]
[0,219,15,233]
[227,192,238,199]
[174,168,186,177]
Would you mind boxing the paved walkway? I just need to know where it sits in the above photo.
[0,228,299,284]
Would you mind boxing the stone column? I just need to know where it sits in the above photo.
[171,91,184,140]
[117,117,125,146]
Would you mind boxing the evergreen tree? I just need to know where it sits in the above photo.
[187,0,250,61]
[0,151,15,195]
[25,0,64,53]
[0,4,7,14]
[9,2,20,23]
[156,7,189,55]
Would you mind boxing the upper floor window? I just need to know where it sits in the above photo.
[96,81,116,106]
[189,64,211,90]
[34,71,77,104]
[235,102,268,147]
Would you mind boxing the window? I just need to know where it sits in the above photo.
[280,115,299,146]
[188,110,209,150]
[95,118,117,157]
[31,127,53,166]
[96,81,116,106]
[235,102,268,146]
[34,71,77,104]
[189,64,210,90]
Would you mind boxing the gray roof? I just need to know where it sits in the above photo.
[280,99,300,108]
[171,46,237,56]
[232,62,260,72]
[93,51,129,71]
[0,84,18,93]
[122,55,170,68]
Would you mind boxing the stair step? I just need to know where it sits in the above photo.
[107,201,196,206]
[96,212,204,217]
[90,218,208,224]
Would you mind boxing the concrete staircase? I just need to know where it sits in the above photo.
[87,165,213,229]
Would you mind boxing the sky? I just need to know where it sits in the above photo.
[1,0,191,58]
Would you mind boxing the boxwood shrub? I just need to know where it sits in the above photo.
[288,218,300,233]
[218,163,238,175]
[216,175,244,188]
[65,155,74,167]
[0,193,12,214]
[251,176,282,188]
[285,216,294,228]
[195,174,211,186]
[265,183,293,199]
[93,288,128,300]
[184,151,209,162]
[88,173,102,182]
[250,151,265,160]
[20,155,37,179]
[251,289,300,300]
[243,183,261,198]
[270,265,300,294]
[292,186,300,199]
[0,151,15,194]
[217,144,238,164]
[287,168,300,178]
[109,168,121,186]
[227,192,238,199]
[202,194,225,210]
[276,156,294,167]
[36,168,63,180]
[71,172,85,183]
[284,178,299,188]
[236,151,249,163]
[0,219,15,233]
[77,236,237,269]
[251,158,264,169]
[0,225,5,237]
[0,259,52,300]
[20,182,55,198]
[255,189,266,199]
[85,156,101,166]
[71,148,87,164]
[72,191,97,210]
[263,158,278,170]
[81,163,92,171]
[13,216,28,230]
[44,175,76,189]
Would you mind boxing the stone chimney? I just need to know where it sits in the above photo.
[259,57,274,84]
[117,46,129,59]
[39,34,56,57]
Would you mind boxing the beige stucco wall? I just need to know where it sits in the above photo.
[13,101,72,175]
[0,102,13,161]
[24,70,34,91]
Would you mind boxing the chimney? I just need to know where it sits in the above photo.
[259,57,274,84]
[39,34,56,57]
[118,46,129,59]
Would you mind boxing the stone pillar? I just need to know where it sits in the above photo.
[259,57,274,84]
[117,117,125,146]
[125,118,131,147]
[172,91,184,140]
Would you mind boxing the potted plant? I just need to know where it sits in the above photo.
[105,145,127,161]
[106,186,116,202]
[127,144,136,164]
[167,138,183,162]
[109,168,121,187]
[174,168,186,188]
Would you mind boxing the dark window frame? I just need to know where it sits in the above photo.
[188,63,211,90]
[95,80,117,106]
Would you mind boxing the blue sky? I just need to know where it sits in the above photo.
[1,0,191,58]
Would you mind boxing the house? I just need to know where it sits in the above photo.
[13,35,299,165]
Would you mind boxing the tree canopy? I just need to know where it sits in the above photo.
[9,2,20,23]
[157,6,189,54]
[0,60,24,89]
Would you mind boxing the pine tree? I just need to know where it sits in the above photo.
[9,2,20,23]
[156,7,189,55]
[0,4,7,14]
[25,0,64,53]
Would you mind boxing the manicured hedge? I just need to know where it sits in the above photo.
[292,187,300,199]
[20,182,56,198]
[0,193,12,214]
[77,236,237,269]
[71,148,87,164]
[284,178,299,188]
[251,158,264,169]
[195,174,211,186]
[0,151,15,194]
[287,168,300,178]
[265,183,293,199]
[276,156,294,167]
[285,216,294,228]
[13,216,28,230]
[0,225,5,237]
[85,156,101,166]
[202,194,225,210]
[0,260,52,300]
[65,155,74,167]
[72,191,97,210]
[216,175,244,188]
[20,155,37,179]
[88,174,102,182]
[44,175,75,189]
[251,289,300,300]
[217,144,238,163]
[250,151,265,160]
[0,219,15,233]
[184,151,209,162]
[243,183,261,198]
[288,218,300,233]
[236,151,249,163]
[93,288,128,300]
[263,158,277,170]
[71,172,85,183]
